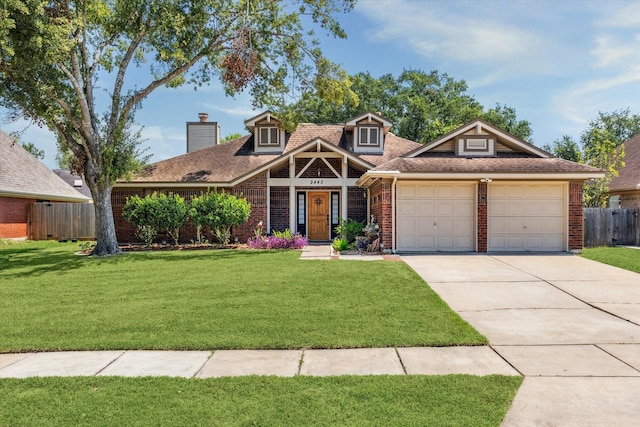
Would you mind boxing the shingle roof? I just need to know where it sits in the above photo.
[609,135,640,191]
[0,131,91,202]
[125,124,422,184]
[371,156,603,175]
[52,169,93,198]
[130,135,281,183]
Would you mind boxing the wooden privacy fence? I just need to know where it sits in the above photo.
[28,202,96,240]
[584,207,640,247]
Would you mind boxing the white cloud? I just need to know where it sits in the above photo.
[140,125,185,163]
[590,34,640,68]
[552,65,640,127]
[356,0,554,81]
[597,2,640,28]
[202,103,257,117]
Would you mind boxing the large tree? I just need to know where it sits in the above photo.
[0,0,355,255]
[290,69,532,142]
[544,109,637,207]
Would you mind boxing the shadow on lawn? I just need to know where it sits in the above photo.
[0,244,298,279]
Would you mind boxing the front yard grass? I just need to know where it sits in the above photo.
[0,241,486,352]
[0,241,519,426]
[581,246,640,274]
[0,375,521,426]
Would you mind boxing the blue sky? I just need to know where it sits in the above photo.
[3,0,640,169]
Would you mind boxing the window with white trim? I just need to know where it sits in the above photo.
[358,126,379,146]
[259,126,280,145]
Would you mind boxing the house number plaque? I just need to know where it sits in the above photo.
[309,179,324,185]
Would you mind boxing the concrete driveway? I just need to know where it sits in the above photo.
[402,253,640,426]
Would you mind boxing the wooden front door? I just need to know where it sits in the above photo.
[308,192,330,240]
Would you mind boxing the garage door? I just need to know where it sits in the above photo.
[488,183,565,252]
[397,182,475,252]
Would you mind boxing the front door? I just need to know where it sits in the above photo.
[308,192,329,240]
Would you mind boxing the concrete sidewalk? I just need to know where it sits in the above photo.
[402,254,640,427]
[0,346,519,378]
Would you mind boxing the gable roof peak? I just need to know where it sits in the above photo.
[244,110,280,131]
[405,118,550,159]
[345,111,393,132]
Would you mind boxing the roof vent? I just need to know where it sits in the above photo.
[73,179,83,187]
[198,112,208,122]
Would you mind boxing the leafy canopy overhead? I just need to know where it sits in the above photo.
[0,0,356,255]
[290,69,533,143]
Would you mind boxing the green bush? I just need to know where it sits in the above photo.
[122,192,189,246]
[334,218,364,243]
[332,237,349,252]
[190,189,251,245]
[122,194,158,247]
[153,193,189,245]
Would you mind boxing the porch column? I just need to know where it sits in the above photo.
[289,155,296,232]
[341,156,348,220]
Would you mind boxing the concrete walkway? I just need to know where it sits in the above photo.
[0,346,519,378]
[299,244,386,260]
[402,253,640,427]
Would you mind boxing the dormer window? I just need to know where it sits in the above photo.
[259,126,280,146]
[359,126,380,146]
[346,112,392,154]
[245,111,286,153]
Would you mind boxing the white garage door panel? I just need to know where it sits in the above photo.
[488,183,566,252]
[397,182,475,252]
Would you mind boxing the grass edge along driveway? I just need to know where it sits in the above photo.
[581,246,640,274]
[0,241,486,352]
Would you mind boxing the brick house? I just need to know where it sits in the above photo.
[0,130,91,239]
[113,112,602,252]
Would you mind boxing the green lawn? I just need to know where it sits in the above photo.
[581,246,640,274]
[0,376,521,426]
[0,241,519,426]
[0,241,486,352]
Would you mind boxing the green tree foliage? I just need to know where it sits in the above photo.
[542,135,583,163]
[20,141,44,160]
[0,0,355,255]
[582,108,640,153]
[122,192,189,246]
[582,128,624,207]
[221,133,243,143]
[544,110,637,207]
[291,69,532,143]
[190,190,251,245]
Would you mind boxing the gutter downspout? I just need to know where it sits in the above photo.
[391,176,397,254]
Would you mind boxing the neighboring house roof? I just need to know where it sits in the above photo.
[121,123,422,186]
[609,134,640,192]
[53,169,93,198]
[0,131,91,202]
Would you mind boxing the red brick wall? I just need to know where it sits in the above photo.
[477,182,487,252]
[569,181,584,252]
[112,174,268,244]
[369,179,392,250]
[0,196,33,239]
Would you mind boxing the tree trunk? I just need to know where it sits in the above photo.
[91,184,122,256]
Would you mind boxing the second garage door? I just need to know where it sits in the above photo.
[397,182,475,252]
[488,182,566,252]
